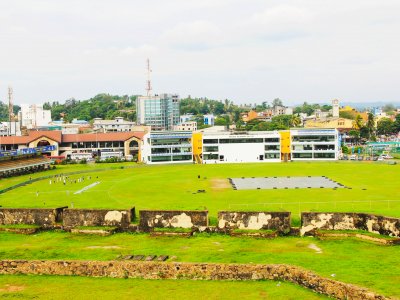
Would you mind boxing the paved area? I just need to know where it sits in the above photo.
[229,176,344,190]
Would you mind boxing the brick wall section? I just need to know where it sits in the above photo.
[139,210,208,232]
[63,208,134,228]
[218,211,291,234]
[0,260,386,300]
[301,212,400,237]
[0,208,62,227]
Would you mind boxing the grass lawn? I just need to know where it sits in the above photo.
[0,161,399,225]
[0,161,399,298]
[0,275,327,299]
[0,232,399,298]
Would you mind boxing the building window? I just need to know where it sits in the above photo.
[314,153,335,158]
[265,145,280,151]
[265,153,280,159]
[204,153,218,160]
[203,139,218,144]
[293,153,313,158]
[204,146,218,152]
[264,138,279,143]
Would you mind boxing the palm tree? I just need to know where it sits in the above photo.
[353,114,363,130]
[367,112,375,138]
[290,114,301,127]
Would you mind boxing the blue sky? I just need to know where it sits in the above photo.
[0,0,399,105]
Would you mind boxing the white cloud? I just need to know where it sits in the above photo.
[0,0,399,105]
[162,21,223,50]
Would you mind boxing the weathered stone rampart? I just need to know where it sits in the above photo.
[0,208,63,227]
[139,210,208,231]
[0,260,386,300]
[301,212,400,237]
[218,211,291,234]
[63,208,135,228]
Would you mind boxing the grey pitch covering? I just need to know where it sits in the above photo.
[230,176,344,190]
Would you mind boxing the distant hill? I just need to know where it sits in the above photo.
[341,102,400,110]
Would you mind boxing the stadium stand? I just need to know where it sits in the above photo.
[0,146,55,178]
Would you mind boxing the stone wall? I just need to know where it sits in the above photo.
[0,260,386,300]
[218,211,291,234]
[0,208,63,227]
[139,210,208,232]
[63,208,135,228]
[301,212,400,237]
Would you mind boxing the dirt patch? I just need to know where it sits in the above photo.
[211,178,231,189]
[0,285,25,292]
[86,246,121,249]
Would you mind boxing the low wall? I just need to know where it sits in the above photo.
[0,208,64,227]
[301,212,400,237]
[0,260,386,300]
[63,208,135,228]
[139,210,208,232]
[218,211,291,234]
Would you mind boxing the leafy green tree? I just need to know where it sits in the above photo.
[393,114,400,133]
[376,118,395,135]
[290,114,301,127]
[352,114,363,130]
[348,129,360,144]
[339,111,355,120]
[366,112,375,139]
[214,117,228,126]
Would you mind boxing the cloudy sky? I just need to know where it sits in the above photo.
[0,0,399,105]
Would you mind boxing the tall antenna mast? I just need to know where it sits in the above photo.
[8,86,14,135]
[146,58,152,96]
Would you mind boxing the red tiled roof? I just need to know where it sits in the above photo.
[0,130,62,145]
[0,131,144,145]
[61,132,145,143]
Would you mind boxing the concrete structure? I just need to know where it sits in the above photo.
[217,211,291,233]
[332,99,339,118]
[93,117,138,133]
[136,94,180,131]
[0,131,144,160]
[47,119,91,134]
[173,121,197,132]
[63,208,135,229]
[301,212,400,237]
[0,208,63,227]
[141,129,339,164]
[18,104,52,129]
[290,129,339,160]
[273,105,293,116]
[304,117,353,131]
[180,114,195,123]
[139,210,209,231]
[0,260,386,299]
[203,114,215,126]
[141,131,192,164]
[201,131,282,163]
[0,122,21,136]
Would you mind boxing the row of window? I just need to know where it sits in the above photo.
[292,135,336,142]
[292,144,336,151]
[292,153,335,159]
[203,145,281,152]
[203,138,280,144]
[150,138,191,146]
[203,153,281,161]
[151,147,192,154]
[149,154,192,162]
